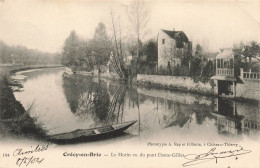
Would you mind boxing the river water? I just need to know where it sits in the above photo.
[12,67,259,144]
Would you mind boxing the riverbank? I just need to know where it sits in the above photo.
[0,65,58,139]
[68,68,260,101]
[137,74,215,96]
[0,64,63,74]
[136,74,260,101]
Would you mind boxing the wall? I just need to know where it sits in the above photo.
[137,74,260,101]
[137,74,214,95]
[158,30,183,69]
[236,79,260,100]
[157,30,192,70]
[158,30,176,69]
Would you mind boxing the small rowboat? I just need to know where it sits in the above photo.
[48,120,137,144]
[75,71,93,75]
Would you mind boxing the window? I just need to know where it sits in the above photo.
[217,59,220,68]
[221,59,224,68]
[162,39,165,44]
[230,58,234,69]
[224,60,228,68]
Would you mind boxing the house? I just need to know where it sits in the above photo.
[157,29,192,70]
[211,48,239,97]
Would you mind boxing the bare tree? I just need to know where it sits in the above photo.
[110,10,128,79]
[127,0,150,73]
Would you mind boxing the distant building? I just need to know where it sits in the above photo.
[157,29,192,70]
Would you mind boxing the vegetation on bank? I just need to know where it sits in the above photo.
[0,72,47,139]
[60,2,153,80]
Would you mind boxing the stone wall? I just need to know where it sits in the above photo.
[137,74,214,95]
[236,79,260,100]
[137,74,260,101]
[158,30,185,69]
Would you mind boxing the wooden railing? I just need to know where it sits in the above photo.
[216,68,234,77]
[240,68,260,80]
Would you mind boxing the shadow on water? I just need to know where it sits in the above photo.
[62,74,128,128]
[212,97,259,136]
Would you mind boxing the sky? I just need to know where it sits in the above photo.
[0,0,260,53]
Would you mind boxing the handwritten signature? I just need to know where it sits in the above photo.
[13,143,49,167]
[183,146,252,167]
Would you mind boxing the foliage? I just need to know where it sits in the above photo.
[62,25,112,72]
[0,40,60,65]
[62,30,80,66]
[190,57,202,77]
[89,23,112,68]
[194,44,203,57]
[233,41,260,70]
[233,41,260,60]
[142,40,157,64]
[201,60,214,78]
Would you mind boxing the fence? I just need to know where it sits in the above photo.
[240,68,260,80]
[216,68,234,77]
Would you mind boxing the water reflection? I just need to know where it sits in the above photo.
[213,98,259,136]
[62,75,127,127]
[12,68,259,142]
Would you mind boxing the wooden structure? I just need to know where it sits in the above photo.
[211,49,237,97]
[48,120,137,144]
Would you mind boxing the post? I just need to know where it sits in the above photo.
[240,68,243,79]
[215,80,218,95]
[233,81,236,97]
[249,69,251,79]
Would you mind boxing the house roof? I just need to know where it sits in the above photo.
[161,29,189,42]
[216,48,234,59]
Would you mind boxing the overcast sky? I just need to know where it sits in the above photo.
[0,0,260,53]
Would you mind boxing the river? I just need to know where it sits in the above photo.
[11,67,259,144]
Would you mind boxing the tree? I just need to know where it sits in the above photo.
[77,39,93,71]
[127,0,150,74]
[62,30,80,67]
[143,40,157,64]
[110,10,129,79]
[195,44,203,58]
[0,40,60,65]
[233,41,260,70]
[89,23,112,72]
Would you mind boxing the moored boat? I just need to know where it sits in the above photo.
[48,120,137,144]
[75,71,93,75]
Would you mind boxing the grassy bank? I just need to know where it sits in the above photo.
[0,66,52,139]
[0,64,63,74]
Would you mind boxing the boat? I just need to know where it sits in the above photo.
[64,67,73,75]
[75,71,93,76]
[48,120,137,144]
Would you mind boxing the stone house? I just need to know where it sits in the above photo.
[157,29,192,70]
